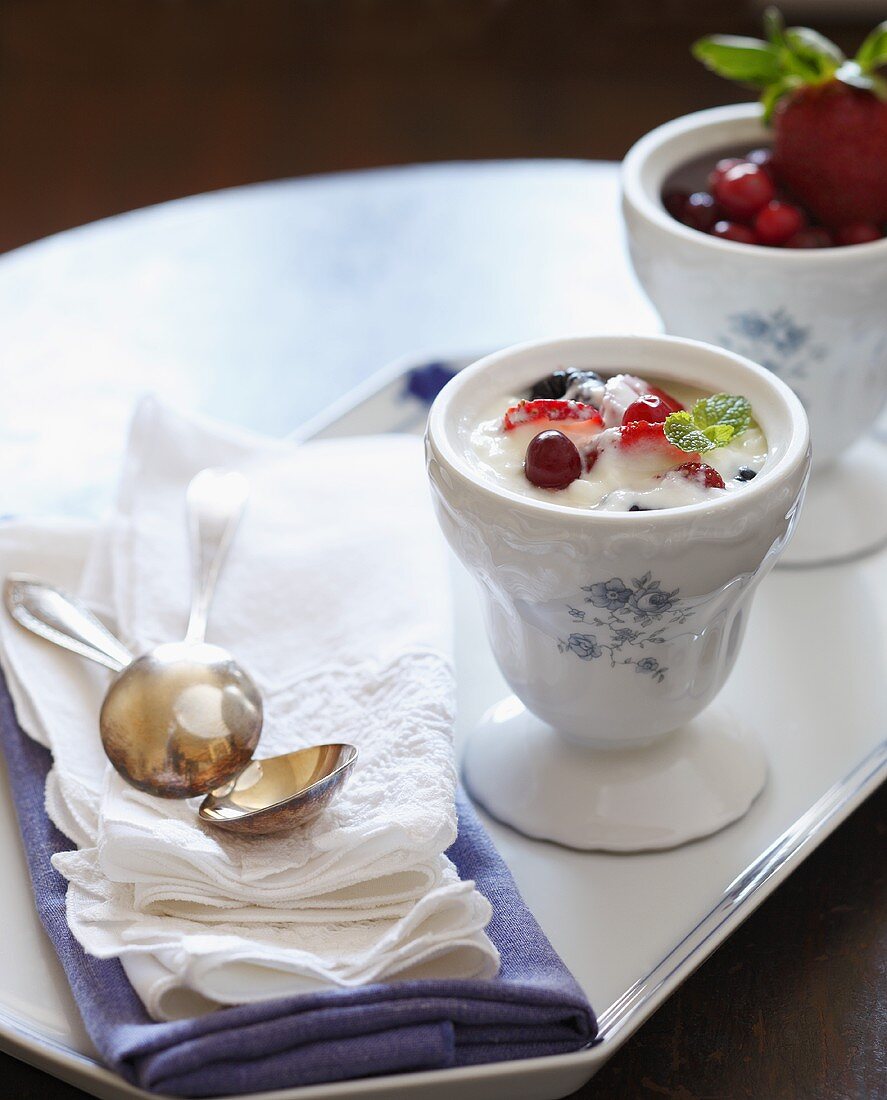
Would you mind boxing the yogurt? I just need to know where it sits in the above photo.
[467,370,768,512]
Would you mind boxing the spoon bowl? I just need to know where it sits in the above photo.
[100,641,263,799]
[198,743,358,835]
[4,467,262,800]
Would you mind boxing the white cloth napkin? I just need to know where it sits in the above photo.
[0,396,498,1020]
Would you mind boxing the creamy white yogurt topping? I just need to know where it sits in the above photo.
[467,373,769,511]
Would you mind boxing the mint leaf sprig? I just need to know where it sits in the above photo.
[664,394,753,454]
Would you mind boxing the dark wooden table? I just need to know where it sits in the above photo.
[0,0,869,255]
[0,159,883,1099]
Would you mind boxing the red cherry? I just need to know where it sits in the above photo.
[675,462,726,490]
[834,223,883,246]
[525,430,581,490]
[622,394,671,426]
[754,201,807,247]
[707,157,744,191]
[618,421,697,464]
[646,384,684,413]
[747,147,774,171]
[713,164,776,220]
[712,220,758,244]
[662,190,690,219]
[784,227,834,249]
[681,192,723,233]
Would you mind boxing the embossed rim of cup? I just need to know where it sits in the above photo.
[622,101,887,261]
[426,333,810,523]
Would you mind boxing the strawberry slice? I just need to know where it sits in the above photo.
[503,399,603,432]
[673,461,726,490]
[617,421,698,466]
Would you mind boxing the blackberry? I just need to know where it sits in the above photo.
[529,371,570,400]
[528,369,604,403]
[565,370,605,404]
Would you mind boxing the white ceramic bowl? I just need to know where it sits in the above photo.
[426,334,810,751]
[622,103,887,469]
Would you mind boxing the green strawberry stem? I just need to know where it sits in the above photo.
[693,7,887,121]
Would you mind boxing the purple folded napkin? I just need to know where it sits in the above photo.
[0,670,596,1096]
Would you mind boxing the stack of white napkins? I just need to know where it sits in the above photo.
[0,397,498,1021]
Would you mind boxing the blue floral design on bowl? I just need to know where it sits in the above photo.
[558,571,693,683]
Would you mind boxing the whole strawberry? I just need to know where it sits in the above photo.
[693,9,887,228]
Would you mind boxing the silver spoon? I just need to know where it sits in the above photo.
[4,579,356,833]
[5,469,262,798]
[198,743,359,835]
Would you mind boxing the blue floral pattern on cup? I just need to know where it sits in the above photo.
[719,308,824,397]
[558,572,693,683]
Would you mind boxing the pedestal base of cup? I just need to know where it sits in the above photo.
[462,696,767,852]
[779,434,887,569]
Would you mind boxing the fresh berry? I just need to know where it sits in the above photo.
[694,13,887,228]
[681,191,722,232]
[618,420,669,449]
[525,431,581,490]
[529,369,605,403]
[747,147,774,171]
[736,466,758,481]
[708,157,743,191]
[754,201,807,246]
[663,190,690,219]
[646,384,684,413]
[503,399,603,432]
[622,394,672,426]
[834,222,883,246]
[529,370,571,400]
[774,84,887,228]
[714,163,776,220]
[784,227,834,249]
[565,370,605,404]
[599,374,649,427]
[629,504,651,512]
[675,462,726,490]
[618,421,697,466]
[712,220,758,244]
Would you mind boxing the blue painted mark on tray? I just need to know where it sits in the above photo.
[402,362,457,405]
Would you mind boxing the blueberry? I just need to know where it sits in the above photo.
[736,467,757,482]
[629,504,651,512]
[529,371,571,400]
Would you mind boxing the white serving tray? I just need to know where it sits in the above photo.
[1,351,885,1100]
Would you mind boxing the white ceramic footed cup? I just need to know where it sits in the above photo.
[623,103,887,567]
[426,334,810,850]
[622,103,887,472]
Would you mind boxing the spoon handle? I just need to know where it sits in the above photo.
[184,468,249,644]
[4,574,134,673]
